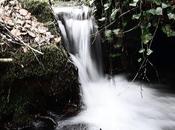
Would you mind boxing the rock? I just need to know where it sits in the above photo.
[0,45,80,128]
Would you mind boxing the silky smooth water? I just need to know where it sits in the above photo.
[53,5,175,130]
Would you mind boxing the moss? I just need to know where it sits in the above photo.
[0,45,80,127]
[18,0,60,35]
[20,0,54,23]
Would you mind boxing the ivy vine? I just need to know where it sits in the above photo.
[83,0,175,81]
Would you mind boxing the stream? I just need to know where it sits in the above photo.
[49,5,175,130]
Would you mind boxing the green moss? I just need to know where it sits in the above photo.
[20,0,54,23]
[0,45,80,127]
[2,45,66,80]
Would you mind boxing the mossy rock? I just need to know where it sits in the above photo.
[20,0,53,22]
[0,45,80,128]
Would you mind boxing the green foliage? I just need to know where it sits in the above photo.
[87,0,175,77]
[88,0,175,47]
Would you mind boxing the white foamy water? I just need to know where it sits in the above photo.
[53,5,175,130]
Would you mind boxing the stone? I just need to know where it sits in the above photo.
[0,46,80,129]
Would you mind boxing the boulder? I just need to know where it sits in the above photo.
[0,45,80,129]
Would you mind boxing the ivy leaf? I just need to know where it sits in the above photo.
[167,13,175,20]
[152,0,161,5]
[141,33,153,44]
[132,13,141,19]
[139,48,145,53]
[89,0,95,6]
[105,30,113,41]
[113,29,120,35]
[98,17,106,22]
[111,9,119,20]
[147,7,162,15]
[162,3,169,9]
[104,3,110,11]
[138,58,142,62]
[155,7,163,15]
[146,49,153,56]
[129,0,139,7]
[162,25,175,37]
[147,9,156,15]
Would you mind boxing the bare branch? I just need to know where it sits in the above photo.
[0,22,44,55]
[0,58,13,62]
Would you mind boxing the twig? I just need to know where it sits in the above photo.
[118,7,139,19]
[132,58,148,82]
[0,22,43,55]
[91,7,139,37]
[148,60,160,82]
[7,86,11,103]
[0,58,13,62]
[148,17,161,48]
[36,115,57,127]
[123,22,140,34]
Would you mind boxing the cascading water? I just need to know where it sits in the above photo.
[53,5,175,130]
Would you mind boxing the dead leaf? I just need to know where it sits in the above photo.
[11,28,21,37]
[27,30,36,38]
[16,19,25,25]
[24,23,31,28]
[19,9,28,16]
[25,13,31,20]
[54,37,61,43]
[38,26,48,34]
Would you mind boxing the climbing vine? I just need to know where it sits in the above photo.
[84,0,175,81]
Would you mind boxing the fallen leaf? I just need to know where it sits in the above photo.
[25,13,31,20]
[11,28,21,37]
[38,26,48,34]
[54,37,61,43]
[24,23,31,28]
[16,19,25,25]
[27,30,36,37]
[19,9,28,16]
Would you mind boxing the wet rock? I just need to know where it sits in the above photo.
[0,0,80,129]
[0,45,80,129]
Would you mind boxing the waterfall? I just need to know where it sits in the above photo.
[53,6,102,83]
[53,5,175,130]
